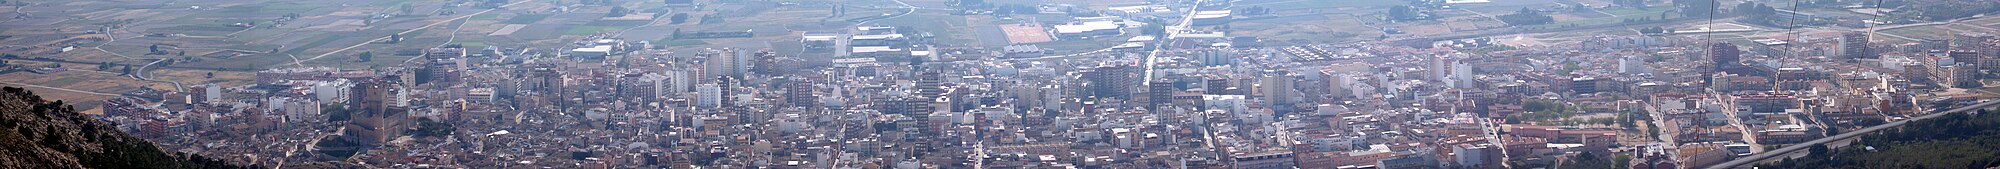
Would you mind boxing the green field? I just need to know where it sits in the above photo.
[503,14,552,24]
[152,25,244,37]
[283,28,415,55]
[214,2,323,15]
[471,13,501,20]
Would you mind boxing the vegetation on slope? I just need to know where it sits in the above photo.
[1760,110,2000,168]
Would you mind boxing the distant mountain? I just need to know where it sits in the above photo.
[0,87,249,169]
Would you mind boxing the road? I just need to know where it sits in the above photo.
[608,8,672,38]
[1709,91,1765,153]
[88,25,187,92]
[294,0,535,65]
[972,140,987,169]
[1482,117,1511,168]
[1643,100,1682,156]
[1141,0,1208,85]
[1708,100,2000,169]
[401,17,475,64]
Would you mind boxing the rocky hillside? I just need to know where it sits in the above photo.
[0,87,247,168]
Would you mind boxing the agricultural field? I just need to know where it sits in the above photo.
[1233,0,1410,12]
[0,64,169,111]
[1046,0,1152,9]
[1879,25,1958,42]
[1231,13,1386,45]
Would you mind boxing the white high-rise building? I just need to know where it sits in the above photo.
[733,49,751,77]
[1618,56,1650,74]
[267,97,321,123]
[311,80,352,104]
[638,73,670,98]
[1260,73,1296,107]
[1322,72,1352,98]
[701,48,742,79]
[1429,56,1449,81]
[666,70,693,94]
[1450,60,1474,88]
[696,84,722,107]
[393,86,411,107]
[197,84,222,104]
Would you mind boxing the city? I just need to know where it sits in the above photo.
[2,0,2000,168]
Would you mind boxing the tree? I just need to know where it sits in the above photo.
[671,28,684,39]
[994,4,1037,16]
[412,117,456,137]
[1236,6,1271,16]
[699,14,724,24]
[1139,23,1166,36]
[358,52,374,62]
[400,3,415,16]
[412,67,433,85]
[96,62,111,71]
[323,106,350,122]
[482,0,509,8]
[1615,0,1646,8]
[1613,154,1632,169]
[1734,2,1777,21]
[148,44,161,54]
[955,0,984,7]
[607,6,630,17]
[616,56,631,68]
[669,13,690,24]
[1900,0,2000,21]
[1388,6,1420,20]
[1496,8,1555,25]
[1562,151,1617,169]
[1675,0,1720,18]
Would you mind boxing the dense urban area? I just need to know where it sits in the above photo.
[3,0,2000,168]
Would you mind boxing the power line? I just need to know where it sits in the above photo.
[1787,0,1801,59]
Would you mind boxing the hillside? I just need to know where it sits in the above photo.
[0,87,248,168]
[1761,110,2000,168]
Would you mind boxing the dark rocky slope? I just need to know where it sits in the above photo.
[0,87,248,168]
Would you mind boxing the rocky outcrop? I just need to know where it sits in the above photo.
[0,87,248,169]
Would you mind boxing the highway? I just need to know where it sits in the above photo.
[1142,0,1207,85]
[1707,100,2000,169]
